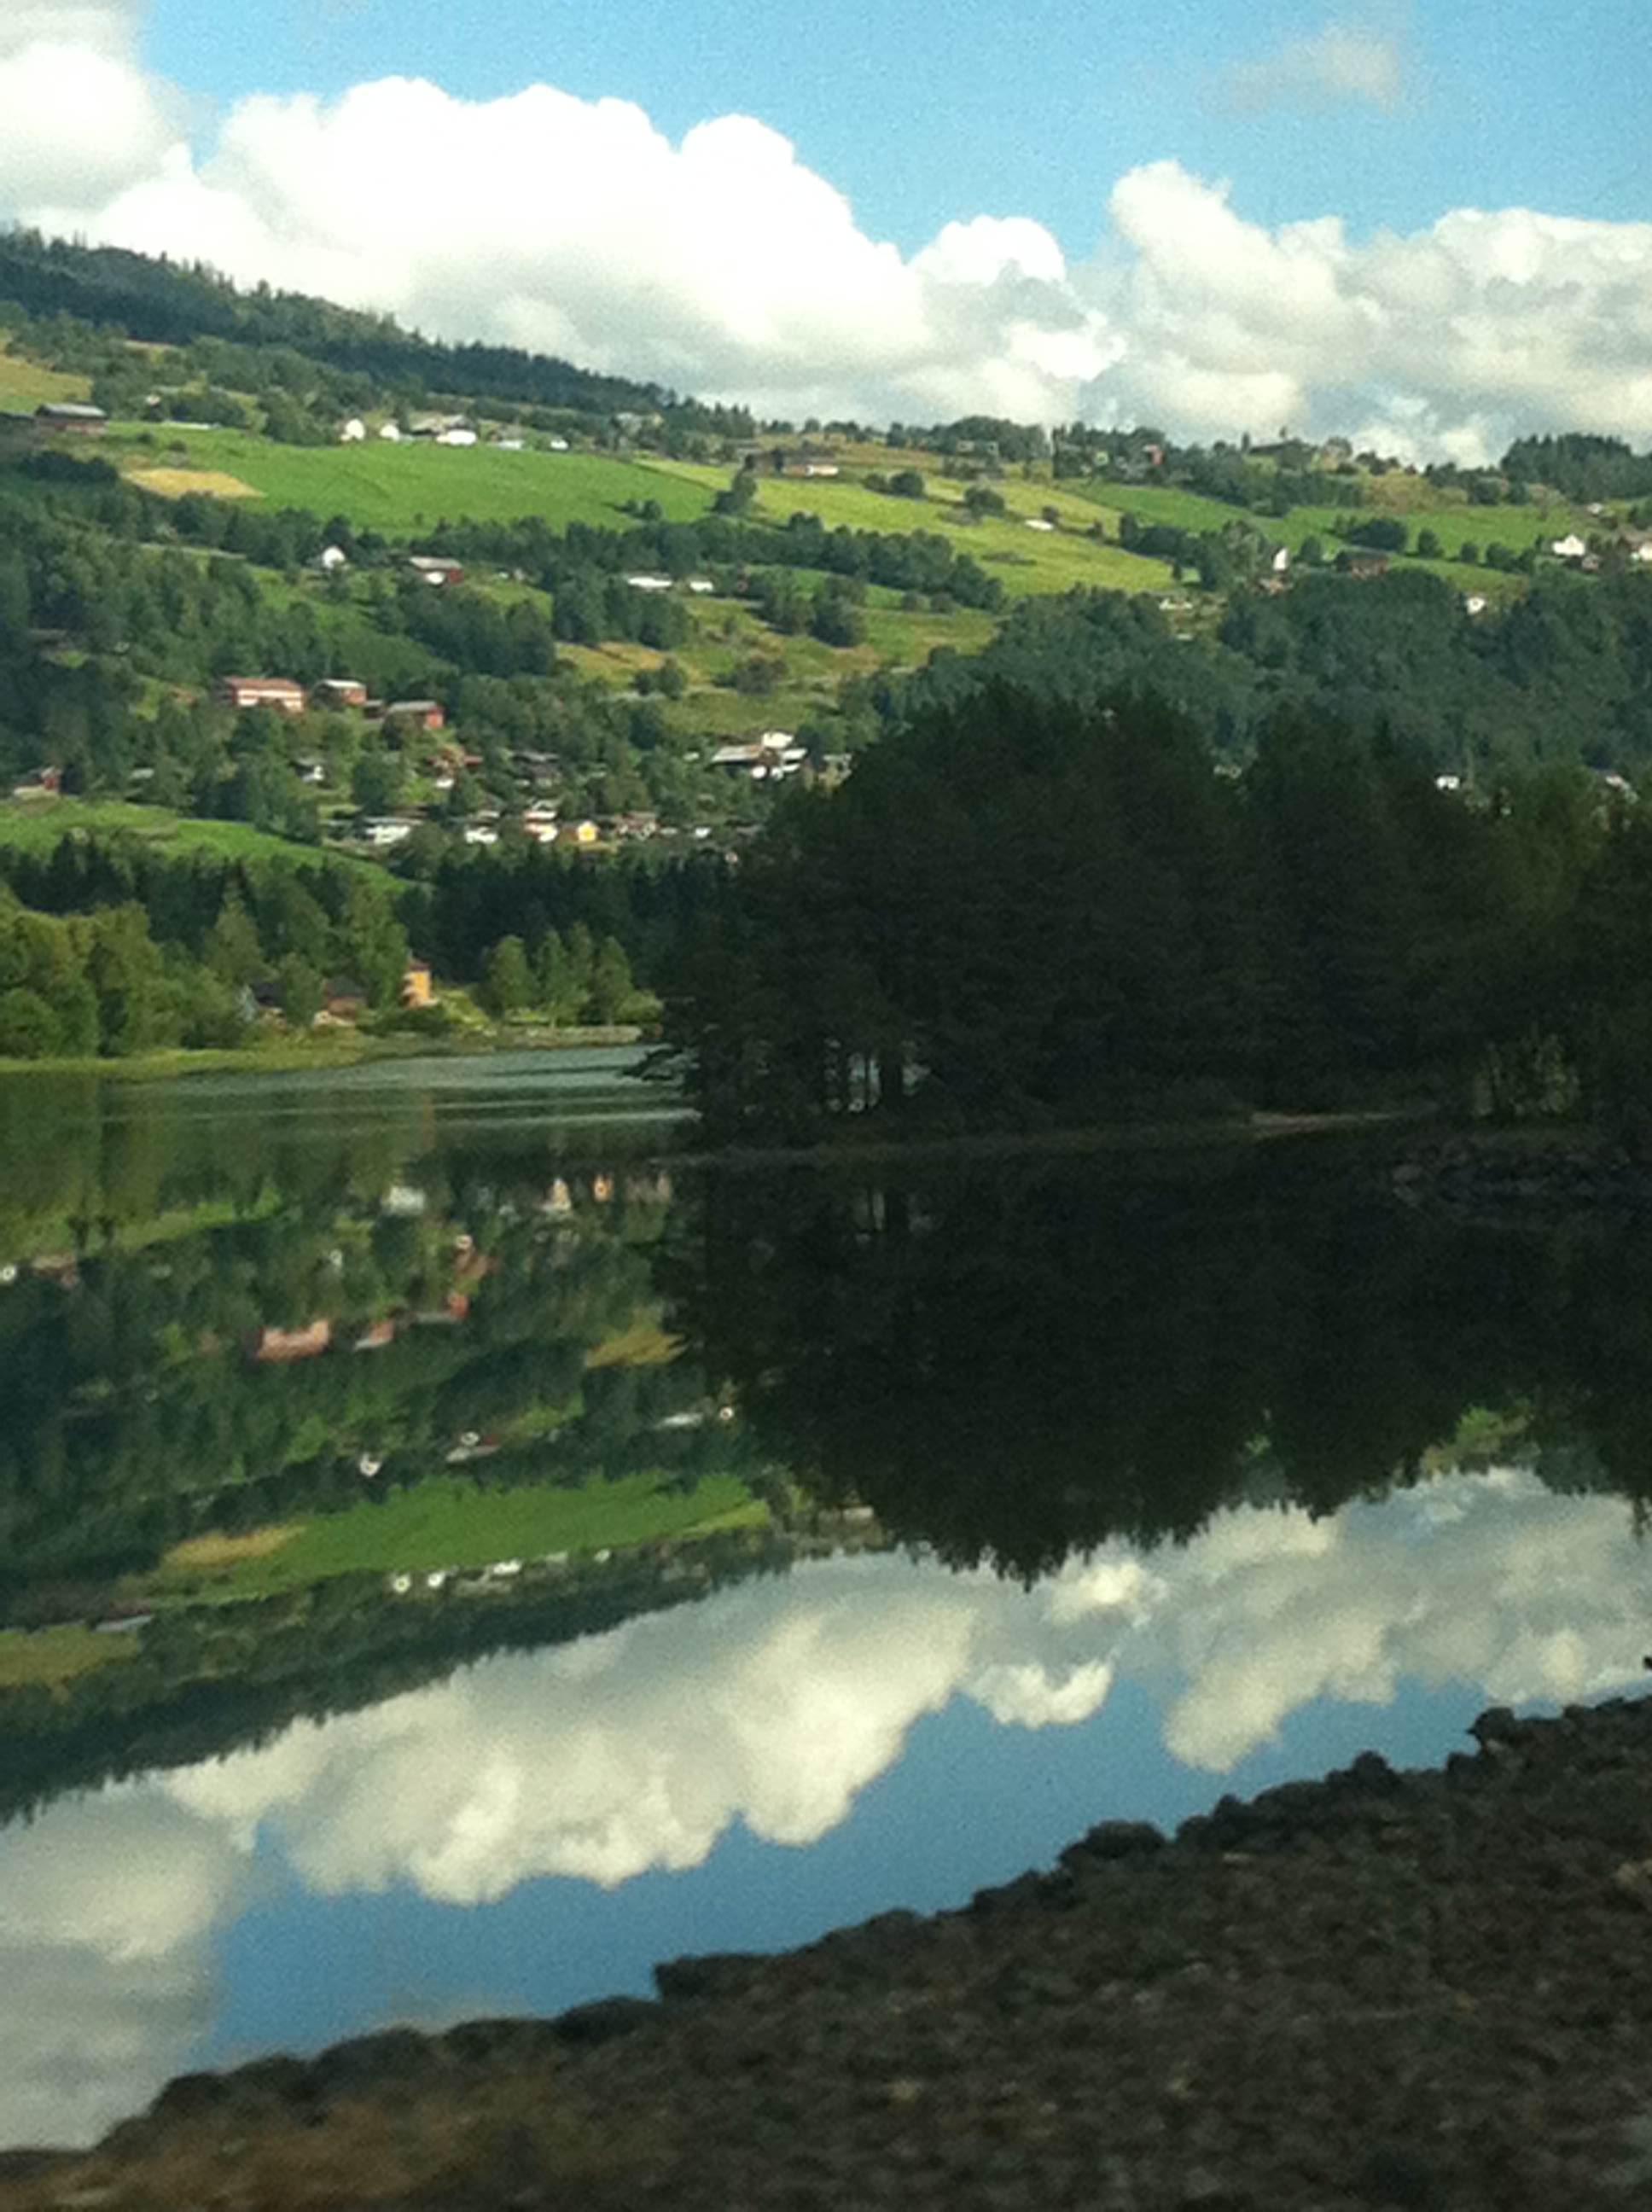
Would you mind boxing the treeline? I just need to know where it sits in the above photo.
[0,226,692,428]
[896,573,1652,777]
[0,837,414,1053]
[659,673,1652,1139]
[1500,434,1652,505]
[0,827,728,1046]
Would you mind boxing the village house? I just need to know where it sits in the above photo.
[687,576,715,594]
[36,401,107,436]
[383,699,447,732]
[360,817,416,849]
[311,677,368,710]
[561,818,600,847]
[315,544,350,574]
[711,734,809,780]
[407,556,465,587]
[463,823,500,846]
[338,418,366,443]
[436,427,479,447]
[401,960,436,1009]
[215,676,307,714]
[1550,533,1589,562]
[1335,547,1391,579]
[379,422,402,441]
[295,759,326,786]
[10,765,61,800]
[624,573,674,592]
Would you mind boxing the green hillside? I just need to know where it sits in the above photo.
[111,428,718,532]
[649,457,1176,597]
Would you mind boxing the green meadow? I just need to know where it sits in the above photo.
[0,345,91,410]
[112,428,718,532]
[646,458,1176,597]
[0,797,385,873]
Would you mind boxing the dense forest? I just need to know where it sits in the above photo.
[658,645,1652,1138]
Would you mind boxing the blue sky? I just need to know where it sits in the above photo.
[4,1,1652,450]
[137,0,1652,258]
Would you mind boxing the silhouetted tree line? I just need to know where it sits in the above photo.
[659,669,1652,1138]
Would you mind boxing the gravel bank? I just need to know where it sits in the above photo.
[9,1697,1652,2211]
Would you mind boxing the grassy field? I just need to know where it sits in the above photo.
[148,1470,769,1601]
[109,428,719,532]
[0,796,385,874]
[0,1623,137,1689]
[0,345,91,410]
[648,459,1175,598]
[1067,475,1596,570]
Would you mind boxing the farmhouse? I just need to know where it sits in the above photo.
[215,676,306,714]
[383,699,446,732]
[312,677,368,709]
[401,960,436,1009]
[338,418,366,443]
[316,544,349,573]
[1550,533,1589,562]
[624,573,674,592]
[379,422,402,441]
[360,817,416,849]
[711,735,809,781]
[35,401,107,435]
[407,556,465,586]
[10,765,61,800]
[436,427,479,447]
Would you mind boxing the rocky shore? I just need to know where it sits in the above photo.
[9,1696,1652,2212]
[1391,1134,1652,1217]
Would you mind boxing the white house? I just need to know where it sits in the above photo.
[317,544,349,572]
[1271,544,1292,574]
[687,576,715,594]
[378,422,402,442]
[624,573,674,592]
[1551,533,1589,561]
[1463,593,1489,616]
[547,436,570,451]
[362,817,416,848]
[339,418,366,443]
[436,427,478,447]
[496,437,525,451]
[463,824,499,846]
[1024,516,1055,533]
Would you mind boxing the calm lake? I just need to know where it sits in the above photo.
[3,1053,1651,2149]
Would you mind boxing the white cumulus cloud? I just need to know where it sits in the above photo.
[5,17,1652,460]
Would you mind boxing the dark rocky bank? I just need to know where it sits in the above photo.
[1391,1134,1652,1218]
[9,1696,1652,2211]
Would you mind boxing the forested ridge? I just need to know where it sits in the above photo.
[660,637,1652,1138]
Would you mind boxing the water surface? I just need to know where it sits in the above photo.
[2,1062,1648,2147]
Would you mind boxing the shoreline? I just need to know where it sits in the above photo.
[11,1691,1652,2209]
[0,1027,646,1082]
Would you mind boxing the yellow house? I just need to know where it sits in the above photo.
[563,818,599,847]
[401,960,436,1009]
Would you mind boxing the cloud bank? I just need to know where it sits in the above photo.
[4,17,1652,460]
